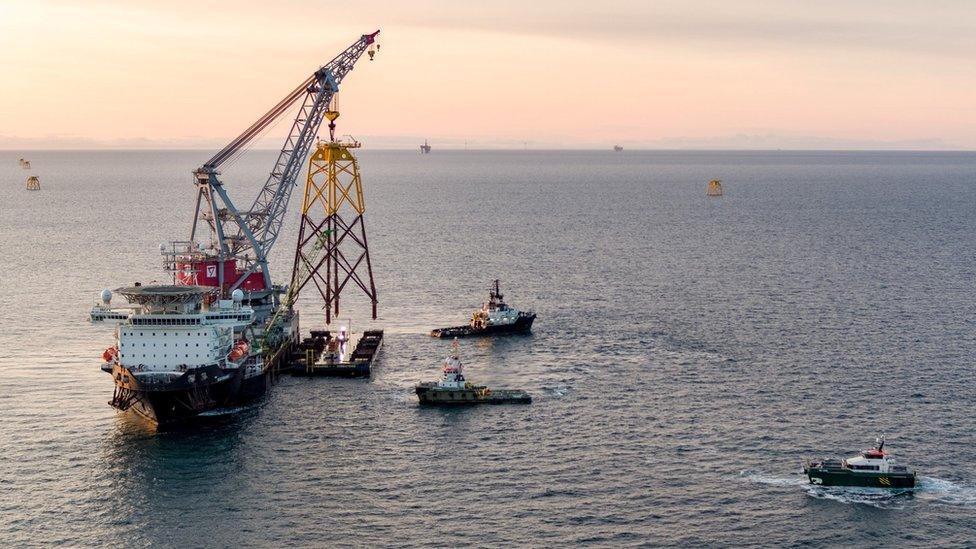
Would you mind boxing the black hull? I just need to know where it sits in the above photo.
[112,363,271,428]
[804,467,916,488]
[102,304,299,429]
[431,314,536,338]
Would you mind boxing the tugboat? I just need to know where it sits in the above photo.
[415,340,531,405]
[804,436,916,488]
[430,280,536,338]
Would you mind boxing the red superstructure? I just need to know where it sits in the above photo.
[164,242,269,294]
[174,258,267,291]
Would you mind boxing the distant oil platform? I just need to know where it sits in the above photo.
[18,158,31,169]
[613,145,623,152]
[707,179,724,197]
[420,139,431,154]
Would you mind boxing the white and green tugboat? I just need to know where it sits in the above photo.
[415,340,531,405]
[804,436,916,488]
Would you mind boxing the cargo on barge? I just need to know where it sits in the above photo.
[292,328,383,378]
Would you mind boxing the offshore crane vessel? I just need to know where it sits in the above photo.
[89,31,380,428]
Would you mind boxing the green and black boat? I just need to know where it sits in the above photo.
[415,340,531,406]
[804,437,916,488]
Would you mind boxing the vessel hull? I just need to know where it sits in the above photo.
[430,314,536,338]
[114,364,269,428]
[109,334,295,429]
[415,385,531,405]
[804,468,916,488]
[292,362,371,378]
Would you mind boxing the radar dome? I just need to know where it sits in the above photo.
[159,243,167,252]
[231,289,244,302]
[100,289,112,305]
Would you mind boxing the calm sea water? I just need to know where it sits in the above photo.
[1,150,974,547]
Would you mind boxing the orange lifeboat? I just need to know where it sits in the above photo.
[102,346,118,363]
[228,340,250,362]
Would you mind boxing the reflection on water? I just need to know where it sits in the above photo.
[2,150,976,546]
[97,409,257,544]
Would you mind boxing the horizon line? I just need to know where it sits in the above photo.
[4,147,976,153]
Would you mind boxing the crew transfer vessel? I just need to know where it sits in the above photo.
[804,436,916,488]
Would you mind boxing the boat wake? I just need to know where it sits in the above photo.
[804,485,913,509]
[542,385,571,397]
[197,403,260,417]
[914,476,976,507]
[739,470,808,487]
[740,470,976,508]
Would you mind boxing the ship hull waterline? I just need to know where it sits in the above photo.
[805,468,916,488]
[119,370,267,428]
[415,386,532,405]
[430,314,536,338]
[108,344,294,429]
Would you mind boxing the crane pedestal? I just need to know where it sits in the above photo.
[290,138,377,324]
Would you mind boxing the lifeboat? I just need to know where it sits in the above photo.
[228,340,250,362]
[102,346,118,363]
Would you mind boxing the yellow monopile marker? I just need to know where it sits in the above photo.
[707,179,723,197]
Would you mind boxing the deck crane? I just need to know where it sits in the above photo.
[166,31,380,313]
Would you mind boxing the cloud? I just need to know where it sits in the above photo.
[388,0,976,59]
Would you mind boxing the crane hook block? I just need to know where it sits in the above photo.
[325,111,340,122]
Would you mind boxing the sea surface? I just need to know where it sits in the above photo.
[1,150,974,547]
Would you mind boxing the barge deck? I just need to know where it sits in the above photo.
[292,329,383,378]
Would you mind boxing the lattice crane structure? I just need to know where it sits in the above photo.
[165,31,380,308]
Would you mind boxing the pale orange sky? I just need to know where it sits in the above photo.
[1,0,975,149]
